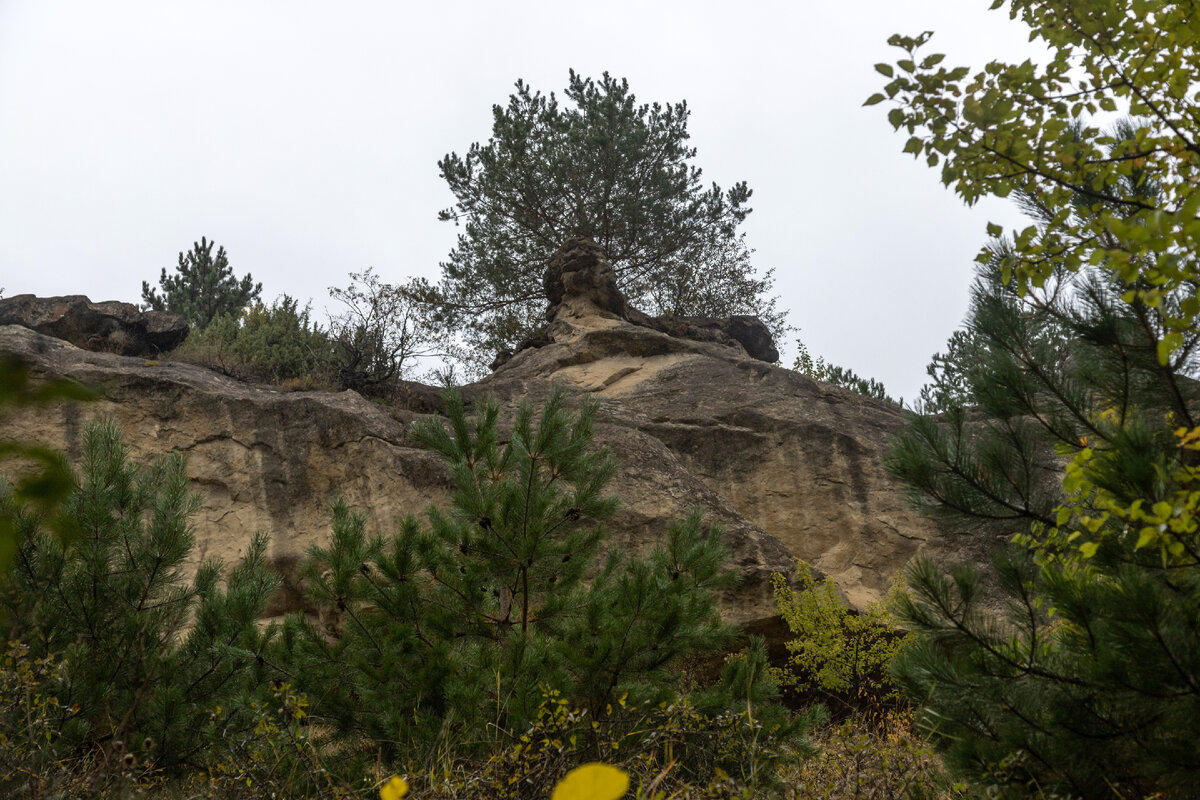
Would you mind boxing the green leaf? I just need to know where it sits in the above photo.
[864,93,887,107]
[875,63,894,78]
[1135,528,1157,550]
[1158,332,1183,364]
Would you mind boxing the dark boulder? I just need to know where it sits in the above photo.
[543,236,627,318]
[0,294,189,357]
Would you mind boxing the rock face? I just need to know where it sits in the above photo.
[0,243,976,638]
[0,294,189,357]
[495,237,779,368]
[480,240,972,611]
[543,237,628,317]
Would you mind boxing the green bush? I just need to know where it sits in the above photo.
[0,420,278,775]
[172,294,334,387]
[277,389,807,788]
[772,564,908,716]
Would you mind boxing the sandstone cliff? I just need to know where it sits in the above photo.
[0,242,980,638]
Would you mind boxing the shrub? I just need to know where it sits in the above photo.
[771,563,908,715]
[0,641,176,798]
[194,681,359,799]
[794,712,962,800]
[173,294,334,386]
[277,389,805,788]
[327,269,445,396]
[0,419,279,775]
[421,671,819,800]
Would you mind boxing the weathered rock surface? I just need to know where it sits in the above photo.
[0,294,189,357]
[0,243,981,637]
[494,237,779,368]
[480,240,978,611]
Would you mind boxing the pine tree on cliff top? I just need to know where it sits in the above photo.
[142,237,262,330]
[434,71,784,366]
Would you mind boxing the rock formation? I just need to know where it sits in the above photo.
[0,294,189,357]
[0,241,984,640]
[493,237,779,368]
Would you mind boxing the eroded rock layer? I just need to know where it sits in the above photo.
[0,241,975,635]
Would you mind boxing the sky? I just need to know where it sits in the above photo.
[0,1,1047,401]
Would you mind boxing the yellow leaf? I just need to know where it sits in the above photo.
[551,763,630,800]
[380,776,408,800]
[1079,541,1100,559]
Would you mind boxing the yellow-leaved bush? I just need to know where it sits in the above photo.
[771,563,907,714]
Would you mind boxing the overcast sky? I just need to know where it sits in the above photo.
[0,1,1046,401]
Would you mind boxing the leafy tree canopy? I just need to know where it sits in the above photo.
[142,237,262,330]
[436,70,784,366]
[868,0,1200,344]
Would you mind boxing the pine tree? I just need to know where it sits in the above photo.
[869,3,1200,794]
[0,420,278,773]
[0,354,93,572]
[884,168,1200,798]
[435,71,784,367]
[142,237,262,330]
[791,336,897,404]
[278,389,751,770]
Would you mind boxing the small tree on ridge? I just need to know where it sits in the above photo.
[143,237,262,330]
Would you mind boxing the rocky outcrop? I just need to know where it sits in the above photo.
[479,239,977,611]
[0,242,981,637]
[543,237,629,317]
[0,294,189,357]
[495,237,779,368]
[0,324,800,632]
